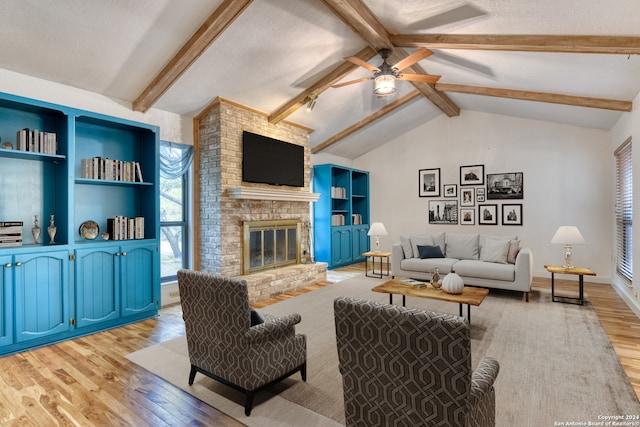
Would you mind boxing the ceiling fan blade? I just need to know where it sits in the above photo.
[392,48,433,71]
[331,77,372,88]
[398,73,441,84]
[344,56,380,72]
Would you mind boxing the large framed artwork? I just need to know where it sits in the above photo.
[419,168,441,197]
[460,164,484,186]
[502,203,523,226]
[487,172,524,200]
[428,200,458,224]
[478,204,498,225]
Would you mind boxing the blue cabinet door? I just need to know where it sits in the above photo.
[121,243,158,317]
[352,225,370,262]
[0,256,13,347]
[331,227,353,267]
[75,246,120,328]
[14,251,70,343]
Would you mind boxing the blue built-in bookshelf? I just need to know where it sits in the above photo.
[0,91,160,355]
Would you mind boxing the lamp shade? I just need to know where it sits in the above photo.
[550,226,586,245]
[374,75,396,96]
[368,222,388,236]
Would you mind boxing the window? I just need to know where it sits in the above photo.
[615,137,632,284]
[160,141,193,283]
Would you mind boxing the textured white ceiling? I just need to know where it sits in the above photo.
[1,0,639,159]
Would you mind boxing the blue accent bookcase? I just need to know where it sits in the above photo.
[0,91,160,356]
[313,164,370,269]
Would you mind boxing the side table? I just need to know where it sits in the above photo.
[363,251,391,278]
[544,264,596,305]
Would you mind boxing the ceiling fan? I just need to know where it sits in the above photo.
[332,47,441,96]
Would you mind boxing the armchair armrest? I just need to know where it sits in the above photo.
[467,357,500,408]
[245,312,302,344]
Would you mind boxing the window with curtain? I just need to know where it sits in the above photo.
[160,141,194,283]
[615,137,632,284]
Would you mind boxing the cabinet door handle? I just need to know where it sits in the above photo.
[15,262,22,267]
[115,253,121,256]
[4,263,10,268]
[122,252,127,256]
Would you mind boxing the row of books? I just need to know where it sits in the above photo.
[81,157,144,182]
[0,221,23,247]
[15,128,58,154]
[331,214,346,226]
[107,216,145,240]
[331,186,347,198]
[352,213,363,225]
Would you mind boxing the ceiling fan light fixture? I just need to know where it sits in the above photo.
[374,74,396,96]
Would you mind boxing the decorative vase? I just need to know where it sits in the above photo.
[31,214,41,244]
[47,214,57,244]
[430,268,441,289]
[442,272,465,294]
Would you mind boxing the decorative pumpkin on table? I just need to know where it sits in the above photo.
[442,272,464,294]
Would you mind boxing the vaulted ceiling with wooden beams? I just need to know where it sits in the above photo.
[1,0,640,159]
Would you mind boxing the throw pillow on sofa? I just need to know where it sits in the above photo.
[400,236,414,258]
[410,235,435,259]
[480,238,510,264]
[417,245,445,259]
[507,239,521,264]
[445,233,480,260]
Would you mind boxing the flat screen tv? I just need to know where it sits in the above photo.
[242,131,305,187]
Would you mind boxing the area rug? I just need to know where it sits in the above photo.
[127,275,640,426]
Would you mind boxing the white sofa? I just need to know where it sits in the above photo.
[391,232,533,301]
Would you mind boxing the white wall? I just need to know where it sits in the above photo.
[350,110,612,283]
[610,92,640,315]
[0,68,192,145]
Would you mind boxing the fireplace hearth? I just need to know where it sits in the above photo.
[243,220,301,275]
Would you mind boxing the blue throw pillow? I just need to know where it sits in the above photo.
[417,244,444,259]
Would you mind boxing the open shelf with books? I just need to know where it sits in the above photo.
[0,91,160,356]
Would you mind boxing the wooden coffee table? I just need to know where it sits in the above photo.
[371,278,489,323]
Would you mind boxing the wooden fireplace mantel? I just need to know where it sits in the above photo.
[227,186,320,202]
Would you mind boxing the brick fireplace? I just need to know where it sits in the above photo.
[195,98,326,302]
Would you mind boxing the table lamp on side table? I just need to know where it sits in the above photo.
[368,222,388,253]
[550,225,586,268]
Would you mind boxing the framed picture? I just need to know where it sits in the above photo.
[487,172,524,200]
[460,187,475,207]
[460,208,475,225]
[460,164,484,186]
[428,200,458,224]
[476,187,486,203]
[444,184,457,198]
[478,204,498,225]
[502,204,523,226]
[419,168,441,197]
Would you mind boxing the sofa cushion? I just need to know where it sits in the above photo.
[400,236,414,258]
[410,234,434,259]
[446,233,479,260]
[453,259,515,281]
[480,234,517,250]
[401,257,458,274]
[480,238,510,264]
[507,240,521,264]
[417,245,444,259]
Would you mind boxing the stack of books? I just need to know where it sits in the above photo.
[80,157,143,182]
[331,214,345,226]
[107,216,144,240]
[330,186,346,198]
[0,221,23,247]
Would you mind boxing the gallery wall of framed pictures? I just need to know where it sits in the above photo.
[421,164,523,226]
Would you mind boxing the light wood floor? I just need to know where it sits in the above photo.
[0,265,638,426]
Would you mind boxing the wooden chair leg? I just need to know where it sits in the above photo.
[188,365,197,385]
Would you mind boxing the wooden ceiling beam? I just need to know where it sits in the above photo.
[311,90,422,154]
[391,34,640,54]
[435,83,632,112]
[321,0,459,117]
[132,0,253,113]
[268,46,377,124]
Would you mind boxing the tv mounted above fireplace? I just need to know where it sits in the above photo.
[242,131,304,187]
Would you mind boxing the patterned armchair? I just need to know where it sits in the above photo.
[177,269,307,416]
[334,296,499,427]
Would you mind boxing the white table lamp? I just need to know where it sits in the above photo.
[551,226,586,268]
[368,222,388,253]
